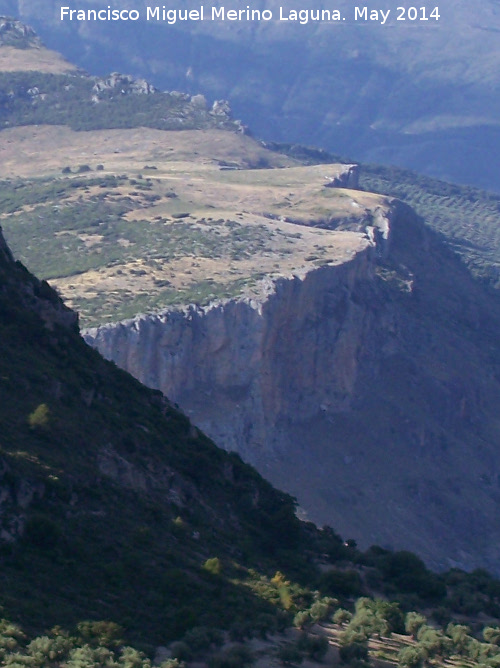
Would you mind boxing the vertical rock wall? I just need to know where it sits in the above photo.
[84,248,375,464]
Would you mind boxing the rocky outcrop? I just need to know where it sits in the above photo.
[92,72,157,101]
[0,17,39,46]
[85,245,375,461]
[324,164,359,189]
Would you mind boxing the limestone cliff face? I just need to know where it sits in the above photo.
[84,245,376,463]
[85,204,500,574]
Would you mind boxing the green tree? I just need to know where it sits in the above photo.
[338,636,369,665]
[484,627,500,646]
[333,609,352,626]
[405,612,427,639]
[446,622,472,655]
[417,626,452,661]
[397,645,426,668]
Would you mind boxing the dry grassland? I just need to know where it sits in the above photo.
[0,45,77,73]
[1,125,387,323]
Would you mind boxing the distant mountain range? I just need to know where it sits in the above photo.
[1,0,500,191]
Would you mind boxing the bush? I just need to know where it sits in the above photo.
[26,634,74,663]
[338,638,369,665]
[374,600,405,634]
[309,597,335,623]
[76,621,123,648]
[446,622,472,655]
[333,609,352,626]
[405,612,427,638]
[484,627,500,645]
[28,403,50,429]
[203,558,222,576]
[293,611,311,630]
[398,645,426,668]
[417,626,452,660]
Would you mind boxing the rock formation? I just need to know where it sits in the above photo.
[85,202,500,574]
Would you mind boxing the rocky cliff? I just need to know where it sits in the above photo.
[85,241,374,461]
[85,201,500,574]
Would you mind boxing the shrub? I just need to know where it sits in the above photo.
[293,611,311,630]
[338,638,369,665]
[484,627,500,646]
[417,626,452,660]
[373,600,405,634]
[28,403,50,429]
[405,612,427,638]
[159,660,184,668]
[333,609,352,626]
[309,597,335,623]
[117,645,150,667]
[26,634,74,663]
[398,645,426,668]
[76,621,123,648]
[348,607,387,639]
[203,557,222,576]
[446,622,472,655]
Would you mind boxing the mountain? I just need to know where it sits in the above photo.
[6,21,500,668]
[1,1,500,191]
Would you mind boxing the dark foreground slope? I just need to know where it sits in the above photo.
[0,226,305,643]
